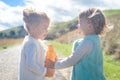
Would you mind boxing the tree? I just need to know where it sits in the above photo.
[9,31,16,38]
[0,32,4,38]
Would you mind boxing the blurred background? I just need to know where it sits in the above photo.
[0,0,120,80]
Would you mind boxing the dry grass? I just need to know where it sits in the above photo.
[56,29,82,43]
[0,38,23,50]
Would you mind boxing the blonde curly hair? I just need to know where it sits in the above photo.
[23,8,50,33]
[79,8,106,35]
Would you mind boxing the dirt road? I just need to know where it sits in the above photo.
[0,45,71,80]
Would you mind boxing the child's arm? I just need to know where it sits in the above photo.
[24,43,46,76]
[52,40,93,69]
[55,40,93,69]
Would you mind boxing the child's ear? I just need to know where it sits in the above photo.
[88,24,95,32]
[89,23,93,29]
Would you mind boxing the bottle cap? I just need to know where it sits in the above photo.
[48,45,54,51]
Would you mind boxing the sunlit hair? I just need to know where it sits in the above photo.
[79,8,106,35]
[23,8,50,33]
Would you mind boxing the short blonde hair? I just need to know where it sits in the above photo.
[23,8,50,33]
[79,8,106,34]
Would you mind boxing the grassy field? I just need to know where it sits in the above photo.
[49,40,120,80]
[0,38,23,50]
[103,9,120,17]
[0,39,120,80]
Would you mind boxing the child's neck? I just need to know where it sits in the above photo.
[83,33,96,37]
[29,34,41,40]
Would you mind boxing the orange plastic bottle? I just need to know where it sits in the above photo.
[46,45,56,62]
[45,45,56,77]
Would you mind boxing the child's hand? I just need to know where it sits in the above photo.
[45,59,55,69]
[45,68,55,77]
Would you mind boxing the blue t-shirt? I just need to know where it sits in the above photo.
[71,35,106,80]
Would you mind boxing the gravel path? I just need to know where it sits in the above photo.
[0,45,71,80]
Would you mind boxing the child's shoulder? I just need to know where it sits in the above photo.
[23,37,37,48]
[73,37,93,46]
[73,39,84,48]
[73,39,84,44]
[23,42,36,51]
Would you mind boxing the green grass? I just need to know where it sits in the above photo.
[48,40,72,56]
[103,53,120,80]
[49,40,120,80]
[103,9,120,17]
[104,61,120,80]
[104,54,120,66]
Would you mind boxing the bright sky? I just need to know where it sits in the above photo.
[0,0,120,31]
